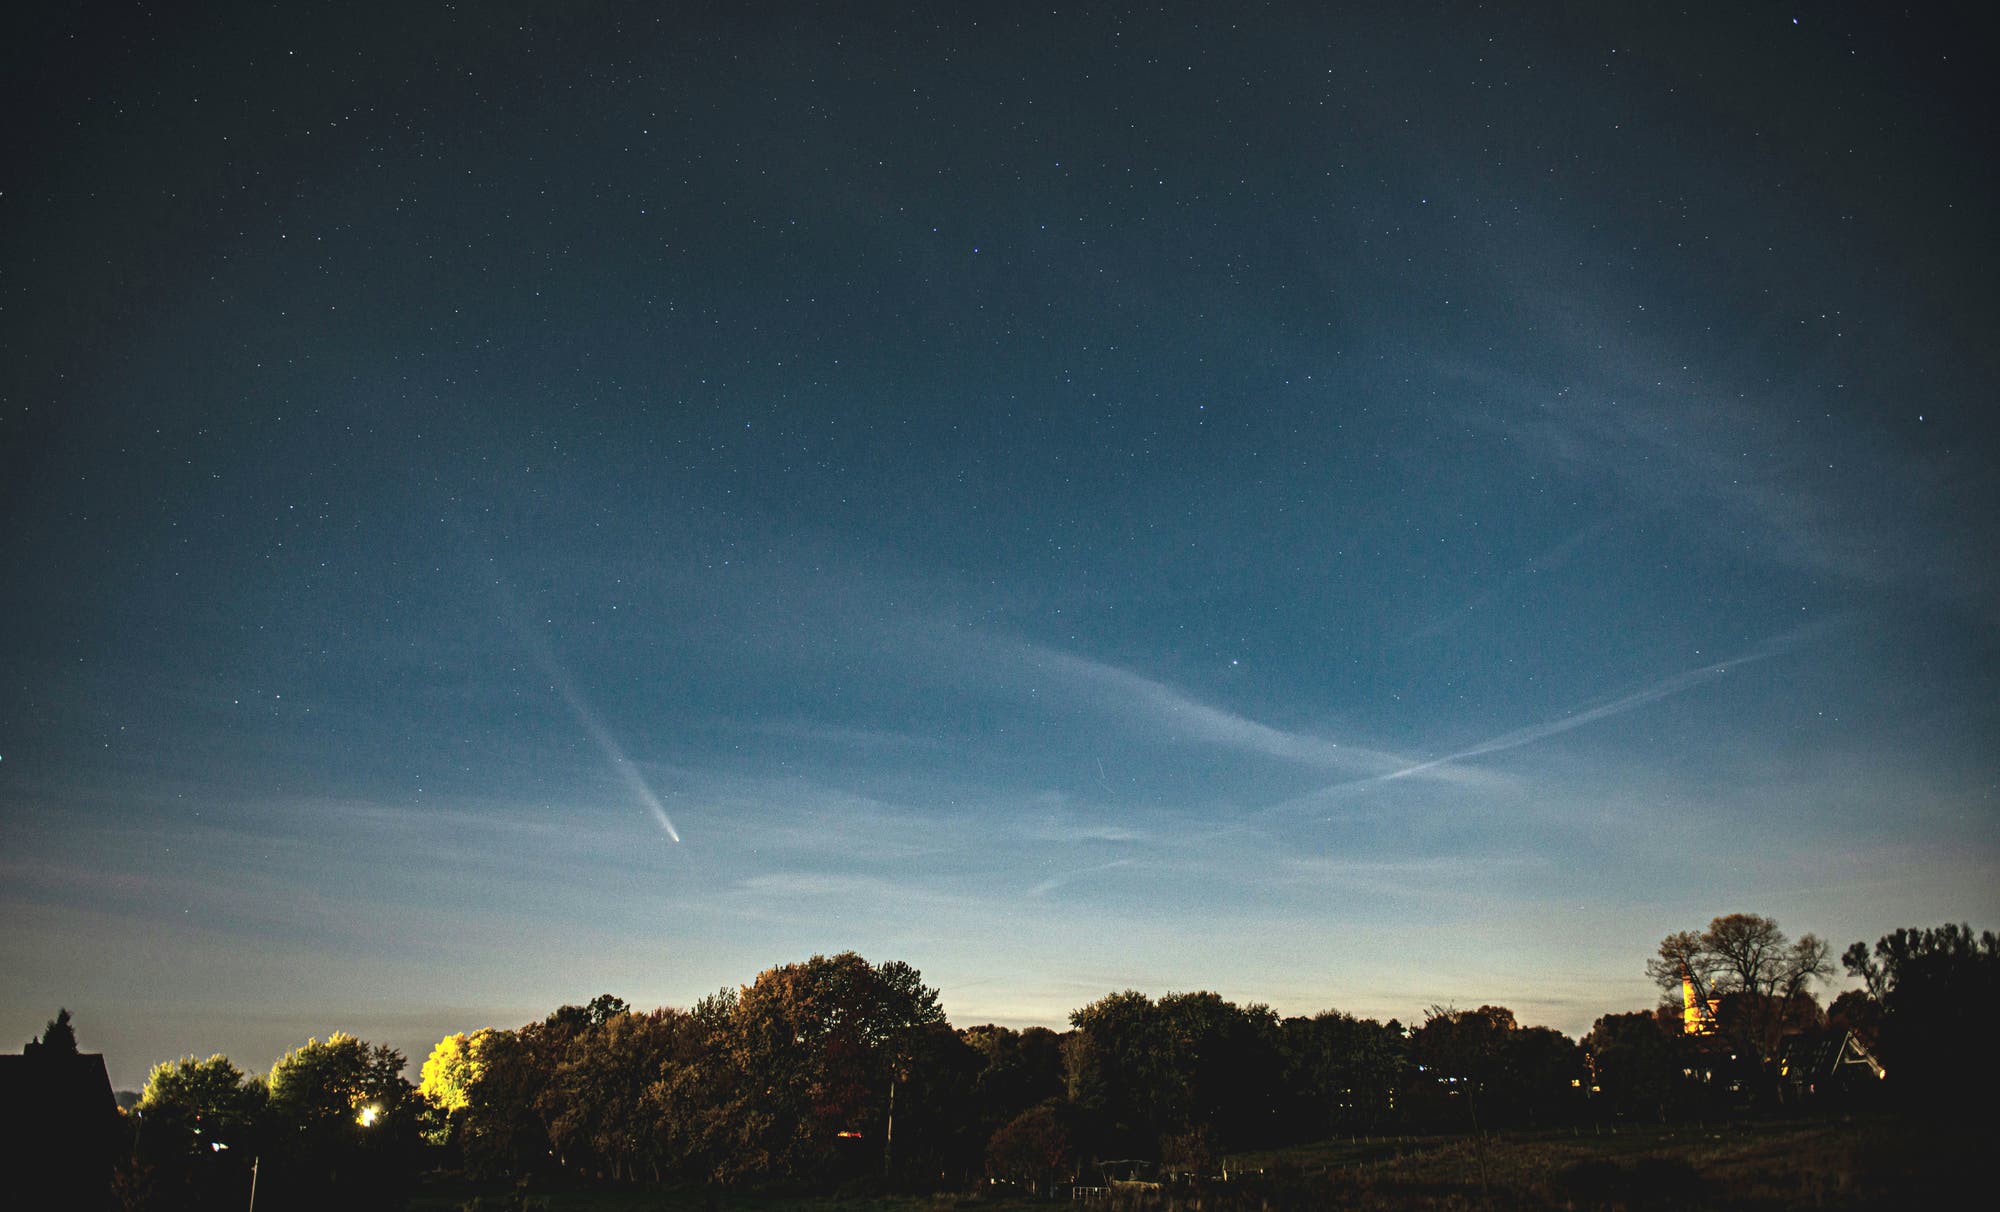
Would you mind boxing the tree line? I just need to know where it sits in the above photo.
[108,916,1996,1207]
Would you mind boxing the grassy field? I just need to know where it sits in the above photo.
[1209,1114,1972,1209]
[410,1115,1978,1211]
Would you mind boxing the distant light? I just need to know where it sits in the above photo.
[357,1104,381,1127]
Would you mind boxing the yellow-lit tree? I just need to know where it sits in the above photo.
[420,1028,501,1116]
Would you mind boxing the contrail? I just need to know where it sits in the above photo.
[1376,621,1838,784]
[1237,618,1848,829]
[1401,517,1621,645]
[506,602,681,844]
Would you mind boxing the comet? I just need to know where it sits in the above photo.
[507,602,681,844]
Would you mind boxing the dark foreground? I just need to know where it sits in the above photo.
[411,1114,1977,1211]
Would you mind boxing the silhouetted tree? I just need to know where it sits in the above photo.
[874,1020,983,1187]
[540,1007,705,1182]
[262,1033,423,1209]
[1064,991,1177,1156]
[1277,1010,1407,1138]
[543,993,629,1036]
[453,1027,550,1179]
[1649,913,1831,1059]
[267,1033,409,1129]
[1842,922,2000,1109]
[137,1054,265,1145]
[1157,992,1283,1148]
[1411,1005,1516,1129]
[962,1024,1066,1143]
[26,1007,80,1055]
[713,952,946,1182]
[130,1054,266,1210]
[1584,1012,1689,1122]
[1825,988,1882,1046]
[1497,1025,1585,1126]
[1405,1006,1585,1129]
[1062,990,1299,1157]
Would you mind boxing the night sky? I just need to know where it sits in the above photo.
[4,2,1996,1090]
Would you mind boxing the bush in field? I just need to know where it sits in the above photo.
[987,1100,1081,1194]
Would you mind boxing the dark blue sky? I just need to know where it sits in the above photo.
[4,2,1995,1087]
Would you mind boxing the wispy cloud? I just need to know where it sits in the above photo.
[733,872,949,902]
[1272,853,1550,899]
[987,638,1421,777]
[1441,281,1999,614]
[1027,858,1135,899]
[644,766,972,863]
[749,719,955,753]
[1022,817,1145,845]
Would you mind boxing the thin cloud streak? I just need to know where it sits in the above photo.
[1263,854,1557,908]
[1379,622,1841,787]
[994,637,1460,780]
[749,718,955,753]
[1400,517,1622,645]
[1246,622,1844,827]
[643,764,972,862]
[1026,858,1135,899]
[1042,647,1392,770]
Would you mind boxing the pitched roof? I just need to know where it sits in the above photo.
[0,1050,122,1198]
[1776,1030,1885,1085]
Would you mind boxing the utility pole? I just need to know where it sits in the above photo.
[247,1155,259,1212]
[883,1076,896,1178]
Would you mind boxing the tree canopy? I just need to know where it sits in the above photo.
[418,1028,501,1117]
[1649,914,1832,1006]
[94,921,1994,1207]
[267,1032,410,1127]
[137,1054,263,1145]
[26,1007,80,1056]
[1648,913,1831,1056]
[718,951,948,1181]
[1841,923,2000,1103]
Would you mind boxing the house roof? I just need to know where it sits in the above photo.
[1776,1030,1885,1084]
[0,1050,120,1148]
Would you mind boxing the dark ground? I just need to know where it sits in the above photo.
[410,1113,1981,1211]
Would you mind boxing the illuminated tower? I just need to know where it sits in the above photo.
[1681,969,1718,1036]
